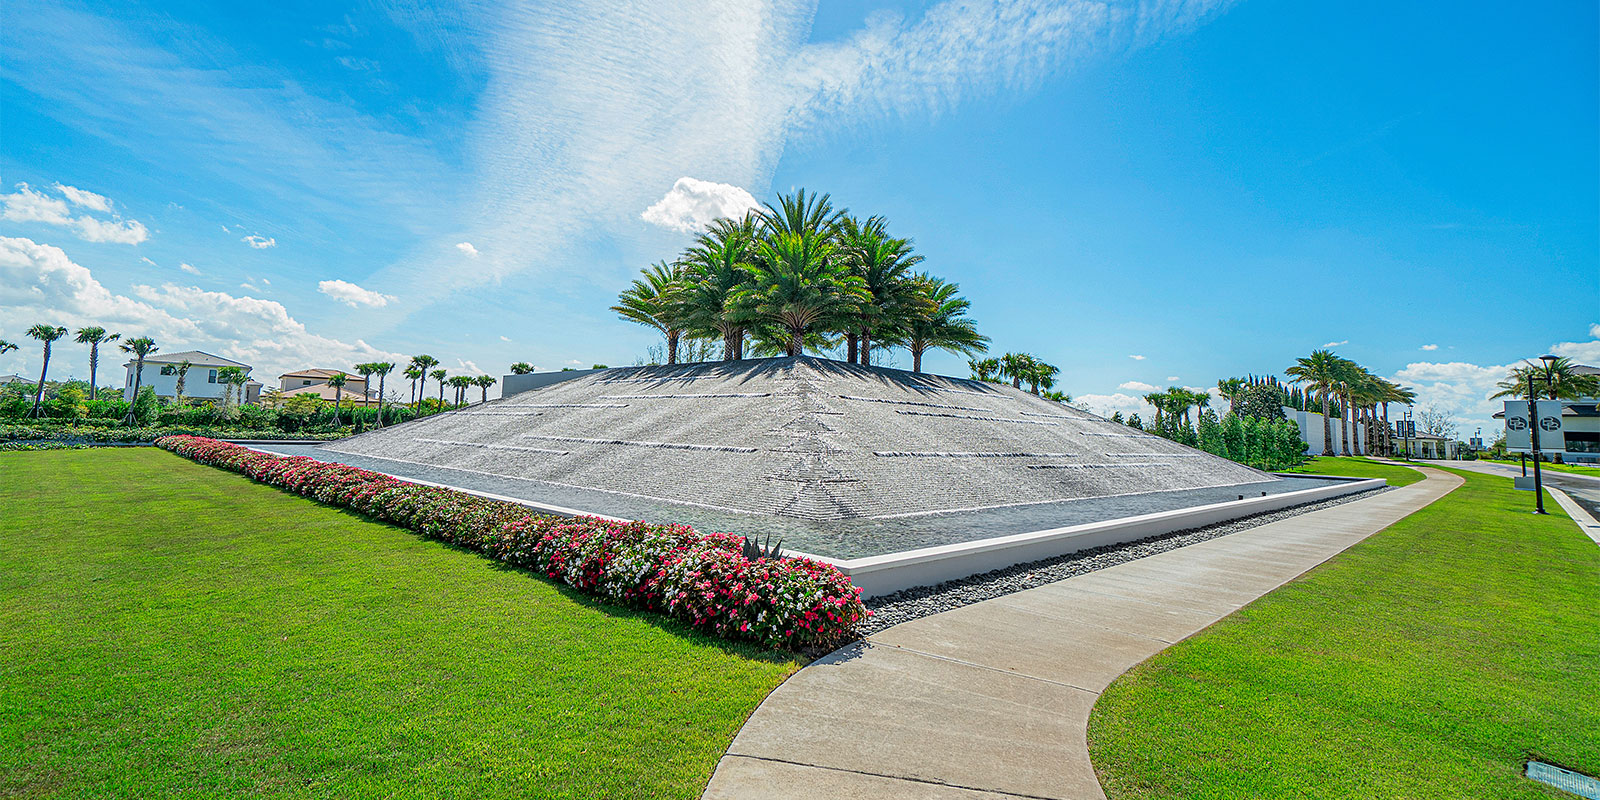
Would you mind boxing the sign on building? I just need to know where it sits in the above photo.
[1504,400,1564,453]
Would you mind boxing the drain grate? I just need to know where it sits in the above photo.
[1528,761,1600,799]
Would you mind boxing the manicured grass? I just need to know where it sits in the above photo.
[1482,458,1600,477]
[1282,455,1426,486]
[0,449,798,799]
[1087,468,1599,798]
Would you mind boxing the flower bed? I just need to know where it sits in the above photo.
[2,424,342,444]
[155,435,867,649]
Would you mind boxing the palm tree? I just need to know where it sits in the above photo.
[160,360,193,406]
[999,353,1033,390]
[474,374,496,403]
[836,215,923,366]
[1491,356,1600,400]
[0,340,16,358]
[612,262,687,364]
[1143,391,1168,429]
[353,363,377,431]
[969,357,1001,382]
[326,372,349,425]
[215,366,244,416]
[678,214,759,361]
[431,369,448,409]
[369,362,395,427]
[736,229,865,357]
[1287,349,1343,456]
[510,362,534,374]
[1026,360,1060,395]
[25,324,68,418]
[451,375,474,405]
[1192,390,1211,428]
[757,188,843,241]
[902,274,988,373]
[73,327,120,400]
[1216,378,1246,415]
[1380,381,1416,456]
[118,337,158,425]
[409,355,439,410]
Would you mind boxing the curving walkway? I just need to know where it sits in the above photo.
[703,467,1462,800]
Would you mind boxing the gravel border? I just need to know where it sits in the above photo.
[853,485,1393,637]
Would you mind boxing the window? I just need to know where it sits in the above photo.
[208,369,218,384]
[302,379,312,386]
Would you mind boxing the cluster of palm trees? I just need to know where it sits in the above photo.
[1139,386,1212,431]
[1285,349,1416,457]
[1489,356,1599,401]
[399,355,497,413]
[612,190,989,372]
[968,353,1062,396]
[6,323,160,424]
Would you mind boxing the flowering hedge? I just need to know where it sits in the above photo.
[155,435,866,648]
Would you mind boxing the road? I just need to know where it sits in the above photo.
[1415,459,1600,521]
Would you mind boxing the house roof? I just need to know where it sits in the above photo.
[279,368,350,380]
[127,350,250,369]
[0,373,29,384]
[279,383,380,402]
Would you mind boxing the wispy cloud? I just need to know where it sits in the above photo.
[179,262,201,275]
[1322,339,1348,348]
[1421,343,1438,351]
[241,234,276,249]
[1128,354,1146,360]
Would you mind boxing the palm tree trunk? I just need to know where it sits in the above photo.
[1341,392,1352,455]
[123,357,144,425]
[912,345,923,373]
[787,324,803,357]
[1381,403,1391,456]
[846,334,858,364]
[667,330,680,365]
[377,375,386,427]
[860,330,872,366]
[723,328,738,361]
[30,343,51,417]
[88,343,99,401]
[1320,390,1334,456]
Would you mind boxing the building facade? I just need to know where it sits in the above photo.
[123,351,254,403]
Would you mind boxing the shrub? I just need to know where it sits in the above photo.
[154,435,866,649]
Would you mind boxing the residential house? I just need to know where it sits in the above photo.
[124,351,253,403]
[276,368,381,406]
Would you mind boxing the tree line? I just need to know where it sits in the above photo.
[613,189,989,372]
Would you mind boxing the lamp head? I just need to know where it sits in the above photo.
[1539,354,1558,365]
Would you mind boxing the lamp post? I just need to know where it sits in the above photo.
[1527,354,1558,515]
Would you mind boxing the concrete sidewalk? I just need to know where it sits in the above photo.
[703,467,1462,800]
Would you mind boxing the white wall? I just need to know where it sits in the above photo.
[1286,406,1367,455]
[123,363,250,401]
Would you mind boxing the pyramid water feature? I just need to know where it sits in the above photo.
[284,357,1372,595]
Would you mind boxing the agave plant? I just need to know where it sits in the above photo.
[740,534,785,561]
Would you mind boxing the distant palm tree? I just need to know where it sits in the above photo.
[353,363,377,431]
[999,353,1033,390]
[404,364,424,408]
[612,262,687,364]
[369,362,395,427]
[431,369,448,408]
[25,324,68,418]
[160,360,193,406]
[73,327,120,400]
[474,374,496,403]
[326,372,348,425]
[510,362,534,374]
[449,375,473,405]
[903,274,988,373]
[217,366,247,418]
[1380,380,1416,456]
[410,355,439,410]
[1216,377,1246,415]
[118,337,158,425]
[1142,391,1168,429]
[1027,360,1059,396]
[0,340,16,358]
[968,357,1001,382]
[1287,349,1343,457]
[836,215,923,366]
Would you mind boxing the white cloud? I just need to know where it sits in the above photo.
[179,262,201,275]
[1165,375,1180,382]
[1118,380,1159,392]
[140,256,157,267]
[1322,340,1348,348]
[641,177,761,233]
[455,241,480,258]
[1420,344,1438,351]
[1128,354,1146,361]
[0,235,405,381]
[241,234,276,249]
[318,278,394,308]
[1074,392,1158,420]
[0,181,148,245]
[499,335,511,342]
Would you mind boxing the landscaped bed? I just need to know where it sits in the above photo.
[0,447,802,798]
[1087,468,1600,798]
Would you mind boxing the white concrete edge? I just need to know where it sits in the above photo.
[797,477,1386,598]
[1546,487,1600,545]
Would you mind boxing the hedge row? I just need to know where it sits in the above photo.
[2,424,341,444]
[155,436,867,648]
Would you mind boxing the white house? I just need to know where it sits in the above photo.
[1284,406,1368,455]
[123,350,255,403]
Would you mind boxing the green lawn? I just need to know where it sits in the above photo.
[1282,455,1426,486]
[1087,468,1600,798]
[0,449,798,799]
[1482,458,1600,477]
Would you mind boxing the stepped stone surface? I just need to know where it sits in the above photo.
[328,357,1275,521]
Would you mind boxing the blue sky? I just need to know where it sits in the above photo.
[2,0,1595,437]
